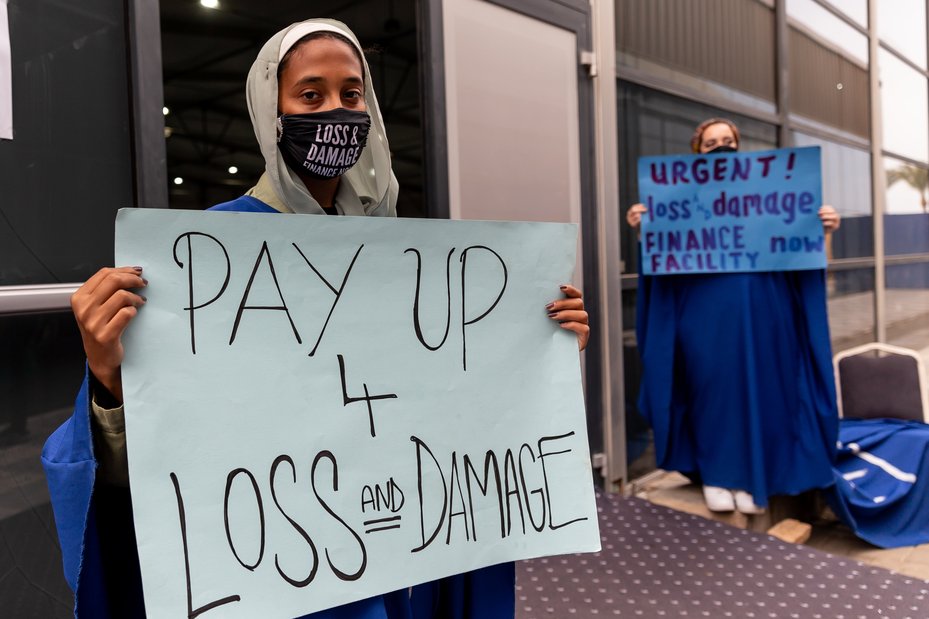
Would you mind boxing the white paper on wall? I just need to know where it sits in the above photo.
[0,0,12,140]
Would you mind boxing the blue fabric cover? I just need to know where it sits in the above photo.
[42,196,510,617]
[828,418,929,548]
[636,270,838,505]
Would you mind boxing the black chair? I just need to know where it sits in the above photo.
[833,343,928,422]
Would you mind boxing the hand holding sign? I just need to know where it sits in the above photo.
[819,205,841,233]
[70,266,148,403]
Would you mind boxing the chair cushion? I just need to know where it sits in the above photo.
[839,352,924,421]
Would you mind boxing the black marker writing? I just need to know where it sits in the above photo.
[173,232,231,355]
[363,515,402,534]
[338,354,398,438]
[410,434,587,551]
[292,243,363,356]
[229,241,302,346]
[269,455,319,588]
[502,448,525,536]
[404,247,454,351]
[311,450,367,581]
[459,246,507,371]
[539,432,588,530]
[463,451,504,541]
[410,435,448,553]
[519,443,546,533]
[360,478,405,514]
[170,472,240,618]
[223,468,265,571]
[446,453,471,544]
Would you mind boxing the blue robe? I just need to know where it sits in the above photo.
[636,270,838,505]
[42,195,512,618]
[828,418,929,548]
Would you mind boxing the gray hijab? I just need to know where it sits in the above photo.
[245,18,397,216]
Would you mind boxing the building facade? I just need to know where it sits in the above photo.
[615,0,929,480]
[0,0,926,615]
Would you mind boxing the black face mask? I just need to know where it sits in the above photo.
[277,108,371,179]
[707,145,738,154]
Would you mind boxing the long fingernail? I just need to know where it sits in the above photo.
[545,302,555,310]
[548,312,558,318]
[133,266,143,272]
[140,296,147,302]
[559,285,568,291]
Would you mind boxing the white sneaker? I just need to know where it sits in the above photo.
[733,490,766,515]
[702,485,735,512]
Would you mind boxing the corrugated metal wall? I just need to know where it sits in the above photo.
[617,0,870,139]
[617,0,776,102]
[789,27,869,138]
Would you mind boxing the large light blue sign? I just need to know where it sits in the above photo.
[637,146,825,275]
[116,209,600,619]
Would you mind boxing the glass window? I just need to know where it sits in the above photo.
[821,0,867,28]
[0,0,134,286]
[620,287,656,481]
[879,49,929,164]
[828,268,876,352]
[884,259,929,355]
[0,311,86,618]
[878,0,927,69]
[884,156,929,258]
[884,220,929,256]
[883,153,928,355]
[787,0,869,65]
[794,132,873,259]
[885,155,929,216]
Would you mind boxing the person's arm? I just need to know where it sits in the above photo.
[90,398,129,486]
[71,266,146,485]
[547,284,589,351]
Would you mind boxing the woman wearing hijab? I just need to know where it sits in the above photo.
[627,118,840,515]
[43,18,588,619]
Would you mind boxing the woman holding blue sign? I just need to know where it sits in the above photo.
[628,118,840,515]
[43,18,588,619]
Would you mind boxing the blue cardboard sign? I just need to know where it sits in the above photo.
[637,146,825,275]
[115,208,601,619]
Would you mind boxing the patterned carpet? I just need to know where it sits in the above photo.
[517,493,929,619]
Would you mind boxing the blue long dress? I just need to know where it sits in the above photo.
[42,196,512,618]
[636,269,838,505]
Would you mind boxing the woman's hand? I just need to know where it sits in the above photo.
[626,203,647,230]
[71,266,147,404]
[819,205,841,233]
[547,284,589,351]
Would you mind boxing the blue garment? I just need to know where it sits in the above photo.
[828,418,929,548]
[410,563,516,619]
[636,270,838,505]
[42,196,511,618]
[209,194,279,213]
